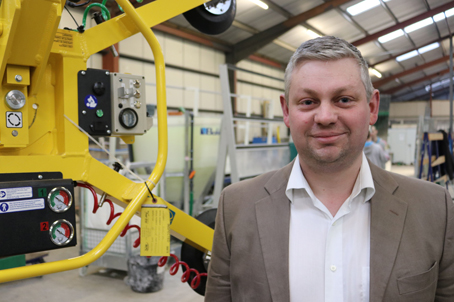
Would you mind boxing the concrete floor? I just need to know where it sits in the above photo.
[0,165,415,301]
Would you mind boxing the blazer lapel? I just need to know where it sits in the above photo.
[369,164,408,302]
[255,162,292,302]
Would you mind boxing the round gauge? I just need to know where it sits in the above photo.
[49,219,74,246]
[119,108,138,129]
[5,90,26,110]
[47,187,73,213]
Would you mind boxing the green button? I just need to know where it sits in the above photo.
[96,109,104,117]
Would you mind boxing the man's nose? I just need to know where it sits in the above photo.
[313,102,338,125]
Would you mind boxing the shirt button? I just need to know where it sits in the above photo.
[330,265,337,272]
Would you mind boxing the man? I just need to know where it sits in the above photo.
[370,125,388,151]
[205,36,454,302]
[365,130,389,169]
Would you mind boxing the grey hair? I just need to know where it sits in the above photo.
[284,36,374,103]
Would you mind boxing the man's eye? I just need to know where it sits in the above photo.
[302,100,314,105]
[339,98,351,103]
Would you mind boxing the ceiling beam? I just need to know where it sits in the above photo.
[370,34,451,67]
[395,84,450,102]
[351,1,454,46]
[374,55,450,87]
[383,68,450,94]
[226,0,352,64]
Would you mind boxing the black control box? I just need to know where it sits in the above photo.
[0,173,77,258]
[78,68,112,136]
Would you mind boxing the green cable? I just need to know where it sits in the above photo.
[82,3,111,28]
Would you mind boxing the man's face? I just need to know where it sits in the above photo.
[280,58,379,170]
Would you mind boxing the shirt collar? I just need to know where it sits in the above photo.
[285,153,375,203]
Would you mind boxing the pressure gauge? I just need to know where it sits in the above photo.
[5,90,26,110]
[47,187,73,213]
[119,108,138,129]
[49,219,74,246]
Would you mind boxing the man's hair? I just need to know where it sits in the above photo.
[284,36,374,103]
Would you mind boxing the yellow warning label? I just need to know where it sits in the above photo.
[140,206,170,257]
[54,30,74,49]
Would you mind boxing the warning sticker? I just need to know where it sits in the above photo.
[6,112,22,128]
[54,30,73,49]
[0,198,45,214]
[0,187,32,200]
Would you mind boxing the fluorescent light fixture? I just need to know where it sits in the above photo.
[418,42,440,54]
[433,12,446,22]
[369,68,382,78]
[346,0,380,16]
[445,7,454,18]
[307,29,321,38]
[396,50,418,62]
[378,29,404,43]
[248,0,268,10]
[404,17,433,33]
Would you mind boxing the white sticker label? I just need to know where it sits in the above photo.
[0,198,44,214]
[0,187,32,200]
[6,111,23,128]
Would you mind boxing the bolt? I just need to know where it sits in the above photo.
[107,130,111,134]
[82,110,86,115]
[81,71,86,75]
[15,75,22,82]
[134,90,141,98]
[38,175,43,179]
[11,130,18,137]
[105,71,110,76]
[119,78,123,82]
[133,79,141,88]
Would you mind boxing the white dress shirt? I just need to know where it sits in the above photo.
[286,153,375,302]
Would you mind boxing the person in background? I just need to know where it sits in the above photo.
[370,125,387,151]
[364,130,389,169]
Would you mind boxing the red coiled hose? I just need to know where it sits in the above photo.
[158,253,207,289]
[77,183,141,247]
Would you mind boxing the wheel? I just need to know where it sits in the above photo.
[180,208,217,296]
[183,0,236,35]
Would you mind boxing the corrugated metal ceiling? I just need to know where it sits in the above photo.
[164,0,454,102]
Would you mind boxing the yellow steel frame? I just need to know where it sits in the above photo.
[0,0,213,282]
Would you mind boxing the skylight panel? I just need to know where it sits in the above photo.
[346,0,381,16]
[404,18,433,33]
[445,7,454,18]
[369,68,382,78]
[418,42,439,54]
[433,12,446,22]
[378,29,404,43]
[396,50,418,62]
[248,0,268,10]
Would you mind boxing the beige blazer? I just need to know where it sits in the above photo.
[205,161,454,302]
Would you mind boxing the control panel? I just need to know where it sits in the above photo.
[0,173,77,258]
[78,69,150,138]
[110,73,148,136]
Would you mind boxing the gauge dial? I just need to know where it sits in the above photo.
[47,187,72,213]
[119,108,138,129]
[49,220,74,246]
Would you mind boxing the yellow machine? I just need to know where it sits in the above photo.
[0,0,235,292]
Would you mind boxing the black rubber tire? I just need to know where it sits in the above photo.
[180,208,217,296]
[183,0,236,35]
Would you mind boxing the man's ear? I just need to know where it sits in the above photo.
[369,89,380,125]
[280,94,290,128]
